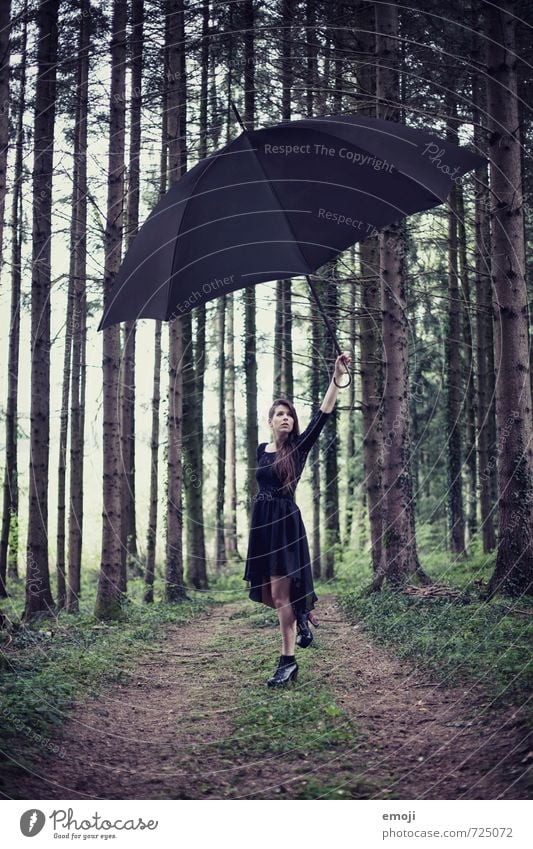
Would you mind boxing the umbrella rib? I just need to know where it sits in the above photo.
[241,131,312,273]
[167,149,232,318]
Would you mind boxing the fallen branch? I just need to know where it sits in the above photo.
[401,583,463,600]
[493,604,533,618]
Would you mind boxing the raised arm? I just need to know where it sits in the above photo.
[319,352,353,413]
[297,408,332,454]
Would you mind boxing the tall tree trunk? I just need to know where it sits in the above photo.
[225,293,240,560]
[457,182,477,547]
[305,0,317,118]
[354,2,384,584]
[120,0,144,589]
[0,0,11,282]
[485,1,533,597]
[344,253,357,547]
[58,243,74,610]
[145,49,168,604]
[243,0,254,127]
[279,0,293,400]
[323,267,341,580]
[94,0,127,620]
[0,2,26,597]
[318,31,331,114]
[332,0,344,113]
[165,0,188,601]
[215,294,227,572]
[472,61,496,552]
[281,278,293,399]
[63,0,90,613]
[208,43,221,150]
[195,0,208,538]
[181,5,207,592]
[375,0,424,588]
[199,0,209,160]
[23,0,59,621]
[273,283,283,395]
[310,286,323,580]
[305,0,323,580]
[410,312,421,500]
[242,0,258,520]
[445,100,466,558]
[144,319,161,604]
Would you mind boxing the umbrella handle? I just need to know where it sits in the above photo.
[334,369,351,389]
[305,275,352,389]
[230,100,247,132]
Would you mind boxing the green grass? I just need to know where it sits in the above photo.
[220,675,354,757]
[203,616,384,799]
[334,533,533,709]
[2,535,530,798]
[0,572,211,788]
[290,773,389,800]
[338,590,533,703]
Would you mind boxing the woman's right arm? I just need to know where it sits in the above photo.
[296,409,332,454]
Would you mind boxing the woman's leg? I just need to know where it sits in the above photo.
[270,574,296,655]
[261,579,275,608]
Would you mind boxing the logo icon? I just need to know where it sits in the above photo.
[20,810,46,837]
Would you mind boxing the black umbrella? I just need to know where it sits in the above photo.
[97,106,486,386]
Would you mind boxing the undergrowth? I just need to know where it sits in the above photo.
[0,573,210,789]
[335,533,533,710]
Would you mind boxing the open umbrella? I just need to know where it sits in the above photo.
[97,106,486,385]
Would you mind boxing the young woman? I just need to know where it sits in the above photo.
[243,352,352,687]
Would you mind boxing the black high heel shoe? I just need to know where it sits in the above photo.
[266,657,298,687]
[296,612,313,648]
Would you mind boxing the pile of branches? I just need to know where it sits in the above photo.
[402,583,464,600]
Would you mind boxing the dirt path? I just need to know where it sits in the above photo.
[7,595,531,800]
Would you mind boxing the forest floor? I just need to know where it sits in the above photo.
[6,593,531,800]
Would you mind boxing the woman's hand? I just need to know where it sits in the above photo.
[334,351,352,382]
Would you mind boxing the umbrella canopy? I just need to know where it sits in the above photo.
[97,112,485,332]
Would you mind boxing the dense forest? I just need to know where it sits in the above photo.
[0,0,532,803]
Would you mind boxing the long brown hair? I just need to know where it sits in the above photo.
[268,398,301,494]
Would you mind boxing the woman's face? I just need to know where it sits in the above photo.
[270,405,294,441]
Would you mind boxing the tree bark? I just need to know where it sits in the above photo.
[94,0,127,620]
[445,100,466,558]
[354,2,384,584]
[323,264,340,581]
[165,0,188,601]
[278,0,293,400]
[23,0,59,621]
[485,1,533,597]
[0,1,26,598]
[375,0,425,588]
[145,54,168,604]
[224,293,240,561]
[120,0,144,589]
[180,3,208,592]
[457,182,477,547]
[242,0,258,527]
[472,51,496,552]
[305,0,322,581]
[194,2,209,583]
[344,251,357,547]
[310,284,323,580]
[64,0,90,613]
[0,0,11,282]
[215,294,227,572]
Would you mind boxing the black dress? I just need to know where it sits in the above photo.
[243,408,332,617]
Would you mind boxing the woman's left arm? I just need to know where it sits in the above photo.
[319,352,352,413]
